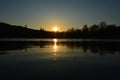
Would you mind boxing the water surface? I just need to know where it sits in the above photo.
[0,39,120,80]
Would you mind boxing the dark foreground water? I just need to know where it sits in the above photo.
[0,39,120,80]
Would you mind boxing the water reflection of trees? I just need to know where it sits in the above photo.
[62,41,120,56]
[0,41,120,56]
[0,41,46,52]
[0,41,53,55]
[0,41,27,51]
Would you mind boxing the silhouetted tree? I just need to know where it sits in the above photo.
[67,27,76,32]
[25,24,28,28]
[40,27,45,32]
[99,21,107,31]
[90,24,99,32]
[82,24,89,32]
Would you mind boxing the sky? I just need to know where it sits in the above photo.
[0,0,120,31]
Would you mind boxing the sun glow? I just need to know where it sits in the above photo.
[53,26,59,32]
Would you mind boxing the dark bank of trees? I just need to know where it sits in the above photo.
[0,22,52,38]
[65,21,120,39]
[0,22,120,39]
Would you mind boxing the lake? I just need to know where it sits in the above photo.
[0,39,120,80]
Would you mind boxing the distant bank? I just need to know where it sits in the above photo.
[0,22,120,39]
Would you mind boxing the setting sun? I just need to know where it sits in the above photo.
[53,27,59,32]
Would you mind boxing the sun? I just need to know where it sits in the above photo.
[53,26,59,32]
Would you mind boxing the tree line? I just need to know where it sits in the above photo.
[0,21,120,39]
[65,21,120,39]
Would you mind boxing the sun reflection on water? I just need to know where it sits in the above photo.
[53,39,57,43]
[53,39,58,51]
[53,39,58,58]
[53,44,57,50]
